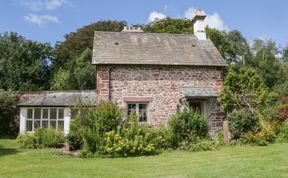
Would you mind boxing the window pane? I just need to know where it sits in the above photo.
[50,120,56,129]
[58,109,64,119]
[42,121,49,128]
[43,109,48,119]
[27,109,33,119]
[50,108,57,120]
[26,120,33,131]
[139,104,147,122]
[34,120,41,130]
[127,103,136,116]
[58,120,64,131]
[34,108,41,119]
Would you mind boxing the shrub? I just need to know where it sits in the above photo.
[67,101,122,153]
[214,132,225,145]
[0,90,19,136]
[179,139,216,152]
[100,116,163,157]
[276,120,288,143]
[17,128,64,148]
[66,119,83,150]
[102,130,156,157]
[228,109,260,139]
[94,101,122,133]
[168,109,209,148]
[239,132,268,146]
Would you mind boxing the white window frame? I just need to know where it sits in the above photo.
[26,107,65,133]
[126,103,148,123]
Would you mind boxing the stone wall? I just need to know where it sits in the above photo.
[96,65,225,135]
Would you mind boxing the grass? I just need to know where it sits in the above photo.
[0,139,288,178]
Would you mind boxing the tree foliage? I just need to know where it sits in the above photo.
[54,20,127,64]
[143,18,193,34]
[206,28,250,64]
[247,39,288,89]
[220,67,267,113]
[0,90,19,136]
[50,48,95,90]
[0,32,52,91]
[51,20,126,90]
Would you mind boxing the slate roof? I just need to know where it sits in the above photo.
[180,86,217,98]
[18,91,96,107]
[92,31,227,66]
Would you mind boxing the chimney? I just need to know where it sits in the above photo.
[192,9,207,40]
[122,26,143,33]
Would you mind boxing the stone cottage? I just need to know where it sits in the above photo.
[18,10,226,135]
[93,10,227,135]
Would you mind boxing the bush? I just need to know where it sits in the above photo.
[239,132,268,146]
[276,120,288,143]
[168,109,209,148]
[0,90,19,136]
[99,115,169,157]
[102,130,156,157]
[179,139,216,152]
[17,128,64,149]
[67,101,122,153]
[66,119,83,150]
[228,109,260,139]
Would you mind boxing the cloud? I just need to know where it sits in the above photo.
[24,14,59,27]
[21,0,72,11]
[148,11,167,22]
[45,0,72,10]
[185,7,228,31]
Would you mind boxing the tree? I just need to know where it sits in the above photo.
[206,28,250,64]
[247,39,288,89]
[220,67,267,113]
[50,48,95,90]
[0,32,52,91]
[282,46,288,63]
[143,18,193,34]
[54,20,127,65]
[0,90,19,136]
[50,20,126,90]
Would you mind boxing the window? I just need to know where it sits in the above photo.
[25,108,65,132]
[188,100,203,113]
[127,103,148,122]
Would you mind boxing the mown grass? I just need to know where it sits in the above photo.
[0,139,288,178]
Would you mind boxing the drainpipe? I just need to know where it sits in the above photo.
[108,67,115,101]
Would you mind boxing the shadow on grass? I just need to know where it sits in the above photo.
[0,143,19,157]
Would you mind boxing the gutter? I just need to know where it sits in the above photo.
[108,67,115,101]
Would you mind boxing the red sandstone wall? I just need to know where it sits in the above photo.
[96,65,225,135]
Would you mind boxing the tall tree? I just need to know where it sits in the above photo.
[248,39,287,89]
[50,20,126,90]
[54,20,127,65]
[0,32,52,91]
[50,48,95,90]
[143,18,193,34]
[220,67,267,113]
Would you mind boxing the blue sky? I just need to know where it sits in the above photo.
[1,0,287,47]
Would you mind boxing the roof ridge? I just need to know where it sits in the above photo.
[94,31,197,37]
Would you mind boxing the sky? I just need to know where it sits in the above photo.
[0,0,288,48]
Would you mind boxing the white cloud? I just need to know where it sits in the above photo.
[24,14,59,27]
[21,0,72,11]
[45,0,72,10]
[148,11,167,22]
[184,7,228,31]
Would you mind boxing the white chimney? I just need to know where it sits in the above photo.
[192,9,207,40]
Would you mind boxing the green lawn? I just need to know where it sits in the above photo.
[0,139,288,178]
